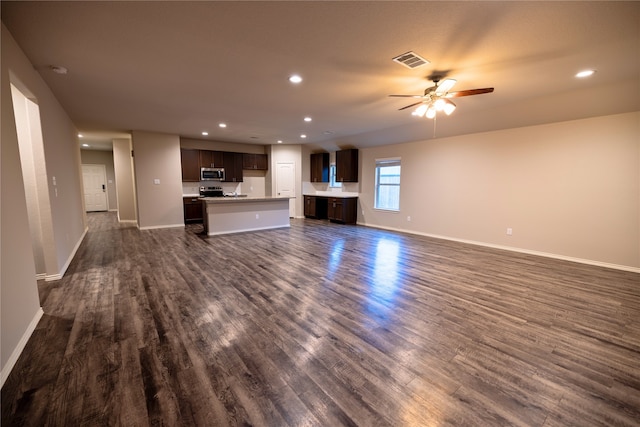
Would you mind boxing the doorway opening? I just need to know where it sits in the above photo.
[9,83,55,280]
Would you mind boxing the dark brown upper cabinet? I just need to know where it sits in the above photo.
[310,152,329,183]
[335,148,358,182]
[180,149,200,182]
[242,153,268,170]
[223,152,244,182]
[199,150,224,169]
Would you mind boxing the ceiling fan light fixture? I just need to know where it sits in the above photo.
[413,104,428,117]
[392,78,492,119]
[443,99,456,115]
[435,78,457,95]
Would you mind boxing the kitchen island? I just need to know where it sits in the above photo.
[200,196,293,236]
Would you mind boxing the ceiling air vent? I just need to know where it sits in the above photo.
[392,51,430,69]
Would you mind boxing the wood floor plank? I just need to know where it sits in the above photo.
[2,212,639,426]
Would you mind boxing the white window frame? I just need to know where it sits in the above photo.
[374,158,401,212]
[329,163,342,188]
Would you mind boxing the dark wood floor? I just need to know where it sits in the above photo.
[2,212,639,426]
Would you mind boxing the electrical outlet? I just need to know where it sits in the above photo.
[407,216,411,222]
[153,179,160,185]
[506,227,513,236]
[256,213,260,219]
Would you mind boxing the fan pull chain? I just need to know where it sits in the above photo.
[433,114,437,138]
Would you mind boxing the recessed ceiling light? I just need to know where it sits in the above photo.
[576,69,596,78]
[300,134,307,139]
[202,131,209,136]
[277,140,283,144]
[304,116,312,122]
[78,134,83,138]
[82,143,89,147]
[219,123,227,128]
[289,74,303,84]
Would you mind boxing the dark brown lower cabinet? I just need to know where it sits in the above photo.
[183,197,203,223]
[327,197,357,224]
[304,196,356,224]
[304,195,328,219]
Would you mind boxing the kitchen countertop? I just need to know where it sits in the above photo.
[183,193,200,198]
[303,193,358,198]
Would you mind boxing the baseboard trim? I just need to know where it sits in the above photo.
[138,223,185,231]
[358,222,640,273]
[1,307,44,388]
[35,273,46,280]
[207,224,290,236]
[45,226,88,282]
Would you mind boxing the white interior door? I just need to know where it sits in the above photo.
[275,162,295,217]
[82,164,108,212]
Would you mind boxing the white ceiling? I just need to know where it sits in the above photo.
[2,1,639,151]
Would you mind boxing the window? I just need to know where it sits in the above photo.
[374,159,401,211]
[329,164,342,188]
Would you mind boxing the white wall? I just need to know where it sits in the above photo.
[1,32,43,386]
[132,131,184,229]
[180,137,266,155]
[4,26,86,282]
[359,112,640,270]
[1,22,89,384]
[80,149,117,211]
[112,138,137,222]
[10,85,49,277]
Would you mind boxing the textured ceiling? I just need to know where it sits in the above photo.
[2,1,639,151]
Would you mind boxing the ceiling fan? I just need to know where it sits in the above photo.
[390,78,494,119]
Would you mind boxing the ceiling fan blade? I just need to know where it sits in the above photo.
[399,101,424,111]
[446,88,494,98]
[435,78,457,95]
[389,94,423,98]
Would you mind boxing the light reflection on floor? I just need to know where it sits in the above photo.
[367,236,402,320]
[327,238,344,279]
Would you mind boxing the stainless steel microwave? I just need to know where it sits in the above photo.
[201,167,225,181]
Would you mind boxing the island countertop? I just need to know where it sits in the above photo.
[200,196,293,236]
[199,196,293,204]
